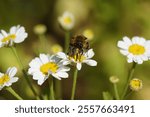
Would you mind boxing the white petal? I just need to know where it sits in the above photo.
[77,63,82,70]
[58,66,70,72]
[39,54,49,64]
[87,49,94,58]
[55,72,68,78]
[5,77,18,86]
[33,72,47,85]
[7,67,17,77]
[120,50,129,55]
[127,58,133,63]
[14,33,28,43]
[57,52,67,59]
[135,56,143,64]
[84,59,97,66]
[1,30,8,37]
[0,73,4,77]
[10,26,17,34]
[29,58,42,68]
[52,74,61,80]
[117,41,128,49]
[123,36,132,45]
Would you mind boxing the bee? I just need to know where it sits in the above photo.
[68,34,90,60]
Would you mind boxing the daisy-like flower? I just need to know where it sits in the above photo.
[117,36,150,64]
[57,49,97,70]
[58,11,75,31]
[28,54,70,85]
[0,25,28,47]
[0,67,18,90]
[129,78,143,91]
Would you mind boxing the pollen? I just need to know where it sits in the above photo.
[69,54,86,62]
[40,62,58,75]
[0,74,10,85]
[130,79,143,91]
[2,34,16,42]
[128,44,145,55]
[64,17,72,24]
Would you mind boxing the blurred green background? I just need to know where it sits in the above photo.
[0,0,150,100]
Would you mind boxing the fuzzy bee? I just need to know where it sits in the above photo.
[68,35,90,59]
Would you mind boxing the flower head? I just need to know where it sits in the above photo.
[117,36,150,64]
[83,29,94,41]
[57,49,97,70]
[0,67,18,90]
[33,24,47,35]
[109,76,119,84]
[58,11,75,31]
[130,78,143,91]
[28,54,70,85]
[0,25,28,47]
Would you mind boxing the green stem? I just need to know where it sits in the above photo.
[124,90,133,99]
[55,80,62,99]
[49,78,55,100]
[65,31,70,53]
[114,83,120,100]
[39,34,47,53]
[6,87,23,100]
[11,46,39,99]
[71,68,78,100]
[121,62,136,99]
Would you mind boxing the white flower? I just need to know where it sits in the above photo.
[117,36,150,64]
[57,49,97,70]
[0,25,28,47]
[28,54,70,85]
[58,11,75,31]
[0,67,18,90]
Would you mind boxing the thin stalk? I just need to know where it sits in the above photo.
[55,80,62,99]
[65,31,70,53]
[124,90,133,99]
[39,34,47,53]
[6,87,23,100]
[71,68,78,100]
[121,62,136,99]
[113,83,120,100]
[11,46,39,99]
[49,78,55,100]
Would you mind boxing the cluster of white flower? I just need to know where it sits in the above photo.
[28,49,97,85]
[0,25,28,47]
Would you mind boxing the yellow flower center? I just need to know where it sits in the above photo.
[0,74,10,85]
[128,44,145,55]
[2,34,16,42]
[64,17,72,24]
[69,54,86,62]
[130,79,142,91]
[40,62,58,75]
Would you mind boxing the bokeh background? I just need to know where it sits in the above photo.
[0,0,150,100]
